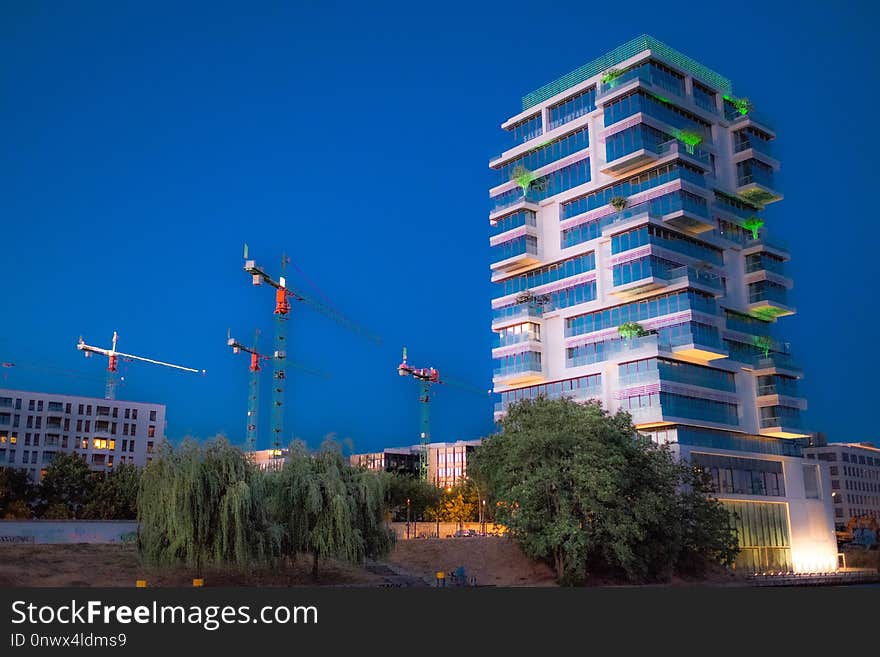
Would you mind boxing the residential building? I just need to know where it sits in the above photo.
[488,34,836,573]
[0,388,165,481]
[351,440,482,488]
[805,442,880,530]
[249,448,290,472]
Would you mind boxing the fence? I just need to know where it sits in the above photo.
[0,520,137,545]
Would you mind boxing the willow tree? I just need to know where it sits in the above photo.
[271,440,394,579]
[138,437,280,575]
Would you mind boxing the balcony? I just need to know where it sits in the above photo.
[602,135,712,177]
[728,110,776,137]
[665,327,728,364]
[748,353,803,378]
[491,302,545,329]
[596,66,685,104]
[489,192,540,223]
[493,384,602,416]
[759,409,808,439]
[494,326,541,348]
[661,191,715,235]
[493,354,544,386]
[736,162,782,206]
[748,283,795,320]
[742,237,790,262]
[490,235,540,273]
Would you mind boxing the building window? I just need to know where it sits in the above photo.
[803,465,821,500]
[132,409,138,420]
[37,400,43,412]
[148,425,156,438]
[149,410,157,422]
[28,400,35,411]
[124,408,130,419]
[65,403,71,414]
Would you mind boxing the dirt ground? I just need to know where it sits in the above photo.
[387,536,557,587]
[0,538,556,588]
[0,544,384,588]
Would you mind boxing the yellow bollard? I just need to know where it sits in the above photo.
[435,571,445,588]
[192,578,204,587]
[135,580,147,588]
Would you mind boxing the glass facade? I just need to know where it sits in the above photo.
[676,426,802,457]
[510,113,542,144]
[737,158,776,188]
[548,281,597,310]
[756,375,799,398]
[745,252,786,276]
[494,351,542,377]
[692,81,717,113]
[692,452,785,497]
[565,290,717,337]
[722,501,792,573]
[724,310,772,337]
[620,391,739,425]
[759,405,803,429]
[492,302,544,323]
[548,87,597,130]
[561,162,706,219]
[733,127,773,157]
[495,322,541,347]
[612,255,682,286]
[494,128,589,186]
[605,123,670,162]
[491,234,538,262]
[604,90,711,142]
[748,280,789,306]
[608,217,722,264]
[491,209,536,236]
[619,357,736,392]
[496,373,602,413]
[494,252,595,297]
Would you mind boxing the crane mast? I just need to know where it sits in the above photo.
[243,246,379,453]
[397,346,440,481]
[227,330,266,452]
[77,331,204,400]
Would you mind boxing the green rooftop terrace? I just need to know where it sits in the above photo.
[521,34,733,111]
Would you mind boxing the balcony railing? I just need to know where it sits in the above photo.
[749,285,789,307]
[598,67,685,100]
[495,330,541,348]
[493,357,543,379]
[492,303,544,324]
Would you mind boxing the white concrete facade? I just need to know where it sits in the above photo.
[488,35,836,573]
[805,442,880,530]
[0,388,166,480]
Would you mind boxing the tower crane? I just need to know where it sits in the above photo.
[397,347,440,480]
[242,246,380,451]
[227,329,333,455]
[76,331,205,400]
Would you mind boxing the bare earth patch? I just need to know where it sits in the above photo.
[0,544,384,587]
[386,536,557,587]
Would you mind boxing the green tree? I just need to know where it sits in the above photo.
[137,437,280,575]
[82,464,140,519]
[38,453,96,518]
[676,466,739,577]
[618,322,647,340]
[271,440,394,579]
[426,483,478,527]
[472,397,737,584]
[385,472,441,521]
[0,467,37,518]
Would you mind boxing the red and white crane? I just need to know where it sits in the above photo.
[77,331,205,400]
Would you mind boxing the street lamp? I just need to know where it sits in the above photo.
[481,499,486,535]
[406,497,411,540]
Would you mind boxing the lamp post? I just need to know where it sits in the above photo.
[406,497,411,540]
[481,499,486,536]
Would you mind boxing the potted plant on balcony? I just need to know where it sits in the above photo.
[601,68,624,88]
[610,196,628,213]
[724,94,754,116]
[672,129,703,155]
[510,165,536,198]
[743,216,764,240]
[752,335,773,359]
[618,322,647,340]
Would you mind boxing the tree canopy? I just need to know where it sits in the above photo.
[471,397,738,584]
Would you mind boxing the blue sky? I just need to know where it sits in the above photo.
[1,1,877,452]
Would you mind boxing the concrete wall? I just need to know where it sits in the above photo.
[0,520,137,544]
[390,521,506,540]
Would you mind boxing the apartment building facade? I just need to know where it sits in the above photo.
[806,442,880,530]
[0,388,165,480]
[488,35,836,573]
[351,440,482,489]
